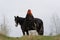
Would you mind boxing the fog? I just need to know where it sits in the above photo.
[0,0,60,37]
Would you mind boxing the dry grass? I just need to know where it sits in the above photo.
[0,34,60,40]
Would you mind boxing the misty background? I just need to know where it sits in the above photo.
[0,0,60,37]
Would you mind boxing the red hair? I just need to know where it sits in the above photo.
[27,9,32,15]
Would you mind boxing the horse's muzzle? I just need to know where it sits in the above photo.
[15,24,18,27]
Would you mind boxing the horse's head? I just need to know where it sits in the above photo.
[14,16,19,27]
[14,16,25,27]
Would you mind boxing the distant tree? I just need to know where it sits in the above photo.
[50,13,60,35]
[1,14,8,35]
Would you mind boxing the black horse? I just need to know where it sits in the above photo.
[14,16,44,35]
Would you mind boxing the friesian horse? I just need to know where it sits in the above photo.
[14,16,44,35]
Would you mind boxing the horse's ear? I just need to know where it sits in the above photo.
[14,16,16,18]
[17,16,19,18]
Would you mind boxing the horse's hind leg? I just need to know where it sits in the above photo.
[37,27,44,35]
[39,26,44,35]
[38,30,43,35]
[36,30,40,35]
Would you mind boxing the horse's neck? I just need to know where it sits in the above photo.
[19,18,25,25]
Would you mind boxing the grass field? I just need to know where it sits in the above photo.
[0,34,60,40]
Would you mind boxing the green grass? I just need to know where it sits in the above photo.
[0,34,60,40]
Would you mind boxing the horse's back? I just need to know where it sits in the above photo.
[34,18,43,24]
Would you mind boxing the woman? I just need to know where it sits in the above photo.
[25,9,34,21]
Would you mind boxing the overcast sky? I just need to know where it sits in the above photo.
[0,0,60,37]
[0,0,60,17]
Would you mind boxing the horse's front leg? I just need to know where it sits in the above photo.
[22,31,25,35]
[21,26,25,35]
[26,30,29,35]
